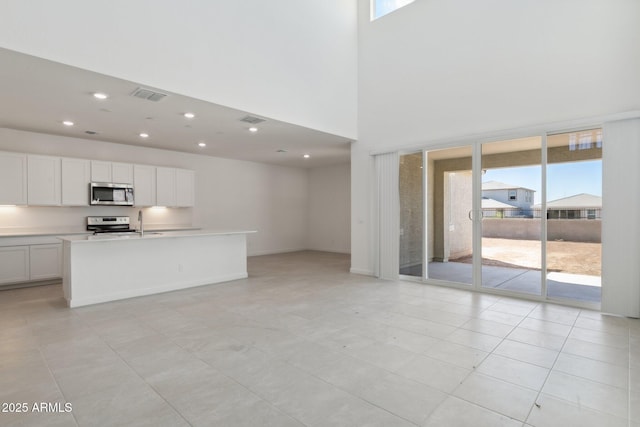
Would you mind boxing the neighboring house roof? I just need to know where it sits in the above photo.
[533,193,602,209]
[481,197,518,209]
[482,180,536,192]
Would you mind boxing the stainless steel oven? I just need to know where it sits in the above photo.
[86,216,137,234]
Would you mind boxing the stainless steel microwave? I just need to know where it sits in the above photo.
[90,182,134,206]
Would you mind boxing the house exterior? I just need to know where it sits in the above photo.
[481,197,519,218]
[482,181,535,216]
[534,193,602,219]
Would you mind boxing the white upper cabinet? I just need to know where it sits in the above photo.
[0,151,27,205]
[61,158,90,206]
[156,167,195,207]
[91,160,112,182]
[0,150,193,208]
[91,161,133,184]
[27,155,61,206]
[133,164,156,207]
[176,169,195,207]
[156,167,176,207]
[112,162,134,184]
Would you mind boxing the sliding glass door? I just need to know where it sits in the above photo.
[480,137,542,297]
[420,145,474,286]
[546,129,602,303]
[402,129,602,306]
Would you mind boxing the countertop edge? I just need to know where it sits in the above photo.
[0,226,201,238]
[58,229,257,243]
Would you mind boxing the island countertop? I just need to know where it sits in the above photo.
[58,229,256,243]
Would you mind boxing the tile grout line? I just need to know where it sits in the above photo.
[520,310,634,425]
[90,318,195,427]
[439,298,541,424]
[35,309,83,427]
[520,308,579,425]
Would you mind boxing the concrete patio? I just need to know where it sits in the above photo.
[401,262,601,303]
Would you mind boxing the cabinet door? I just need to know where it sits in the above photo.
[176,169,195,207]
[133,165,156,207]
[156,167,176,207]
[91,161,112,182]
[27,155,61,206]
[0,246,30,284]
[30,244,62,281]
[112,162,134,184]
[0,152,27,205]
[61,158,90,206]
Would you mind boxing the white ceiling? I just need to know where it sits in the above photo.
[0,48,352,168]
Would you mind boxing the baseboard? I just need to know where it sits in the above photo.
[248,247,351,256]
[306,247,351,255]
[248,247,308,257]
[350,268,375,276]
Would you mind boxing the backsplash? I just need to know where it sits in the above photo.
[0,205,192,230]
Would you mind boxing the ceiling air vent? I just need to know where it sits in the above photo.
[130,87,168,102]
[239,115,266,124]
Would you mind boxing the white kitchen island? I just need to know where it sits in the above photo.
[59,230,256,308]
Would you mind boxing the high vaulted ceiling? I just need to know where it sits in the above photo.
[0,48,352,168]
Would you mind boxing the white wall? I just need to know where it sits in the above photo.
[0,0,357,139]
[307,162,351,254]
[0,128,309,256]
[352,0,640,275]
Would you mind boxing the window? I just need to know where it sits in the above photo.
[371,0,415,20]
[508,189,517,201]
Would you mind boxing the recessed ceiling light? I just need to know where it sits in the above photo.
[303,154,310,159]
[139,133,149,138]
[198,142,206,147]
[184,112,195,119]
[249,127,258,133]
[62,120,74,126]
[93,92,108,100]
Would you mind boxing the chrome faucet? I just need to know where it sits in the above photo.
[138,210,144,237]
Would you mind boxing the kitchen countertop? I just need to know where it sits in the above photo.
[59,229,256,243]
[0,224,201,238]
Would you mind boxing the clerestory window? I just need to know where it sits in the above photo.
[371,0,415,20]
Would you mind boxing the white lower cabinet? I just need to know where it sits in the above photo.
[0,246,30,284]
[30,244,62,281]
[0,241,62,285]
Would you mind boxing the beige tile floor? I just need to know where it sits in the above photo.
[0,250,638,427]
